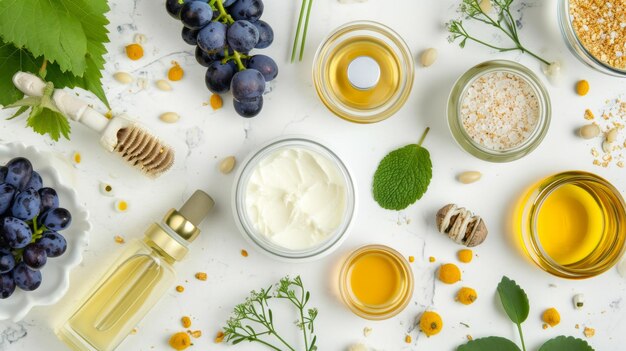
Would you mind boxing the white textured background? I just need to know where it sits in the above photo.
[0,0,624,350]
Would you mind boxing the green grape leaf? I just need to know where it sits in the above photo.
[372,141,432,211]
[0,42,40,106]
[538,336,595,351]
[457,337,521,351]
[497,276,530,325]
[26,106,71,142]
[0,0,88,76]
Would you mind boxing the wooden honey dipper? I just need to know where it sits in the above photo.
[12,72,174,177]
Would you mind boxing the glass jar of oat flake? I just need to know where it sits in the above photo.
[559,0,626,77]
[447,60,551,163]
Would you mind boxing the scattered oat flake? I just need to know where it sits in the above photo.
[584,109,595,120]
[542,324,548,330]
[575,324,580,329]
[195,272,207,281]
[241,249,249,257]
[114,235,125,244]
[189,330,202,338]
[210,94,223,110]
[429,256,436,263]
[130,328,138,335]
[363,326,372,337]
[405,335,412,343]
[176,285,185,293]
[584,327,595,338]
[467,335,473,341]
[408,256,415,263]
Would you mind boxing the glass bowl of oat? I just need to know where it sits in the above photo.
[559,0,626,76]
[447,60,551,162]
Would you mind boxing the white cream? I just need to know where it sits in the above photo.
[245,147,347,250]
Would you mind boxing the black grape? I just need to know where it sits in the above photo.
[1,217,32,249]
[234,96,263,118]
[38,231,67,258]
[0,183,16,215]
[197,21,227,54]
[180,1,213,30]
[24,171,42,191]
[12,262,41,291]
[23,243,47,270]
[252,20,274,49]
[11,188,41,221]
[0,166,6,183]
[0,273,15,299]
[181,26,200,45]
[231,69,266,101]
[165,0,194,19]
[230,0,264,22]
[38,187,59,213]
[248,54,278,81]
[205,61,237,93]
[5,157,32,190]
[40,208,72,231]
[195,46,220,67]
[0,249,15,274]
[227,20,259,53]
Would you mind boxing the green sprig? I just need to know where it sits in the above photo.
[291,0,314,63]
[223,276,318,351]
[447,0,551,65]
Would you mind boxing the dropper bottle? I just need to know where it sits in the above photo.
[57,190,214,351]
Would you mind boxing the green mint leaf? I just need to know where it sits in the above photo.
[497,276,530,325]
[457,336,521,351]
[0,41,40,105]
[372,143,432,210]
[538,336,595,351]
[0,0,88,76]
[27,107,71,142]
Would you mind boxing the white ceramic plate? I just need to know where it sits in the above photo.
[0,143,90,321]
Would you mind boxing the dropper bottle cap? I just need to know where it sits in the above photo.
[145,190,214,261]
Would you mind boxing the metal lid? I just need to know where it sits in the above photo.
[146,190,214,261]
[347,56,380,90]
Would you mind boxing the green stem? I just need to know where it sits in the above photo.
[521,47,551,66]
[298,0,313,62]
[291,0,307,62]
[517,323,527,351]
[417,127,430,146]
[233,51,246,71]
[298,287,309,349]
[250,305,295,351]
[214,0,234,24]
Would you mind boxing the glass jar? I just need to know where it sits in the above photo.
[338,245,413,320]
[514,171,626,279]
[447,60,551,162]
[313,21,414,123]
[558,0,626,77]
[232,137,356,262]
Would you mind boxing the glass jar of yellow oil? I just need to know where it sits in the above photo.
[313,21,414,123]
[514,171,626,279]
[338,245,413,320]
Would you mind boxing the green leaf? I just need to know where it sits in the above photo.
[26,107,71,142]
[6,105,28,120]
[372,140,432,210]
[0,42,40,105]
[457,336,521,351]
[497,276,530,325]
[0,0,88,76]
[538,336,594,351]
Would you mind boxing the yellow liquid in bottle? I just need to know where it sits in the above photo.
[537,184,604,265]
[326,36,401,110]
[348,252,402,307]
[58,242,175,351]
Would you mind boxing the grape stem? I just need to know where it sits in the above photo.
[214,0,246,71]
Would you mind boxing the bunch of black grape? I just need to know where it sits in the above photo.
[166,0,278,118]
[0,158,71,298]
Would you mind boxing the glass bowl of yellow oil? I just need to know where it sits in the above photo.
[515,171,626,279]
[313,21,414,123]
[338,245,413,320]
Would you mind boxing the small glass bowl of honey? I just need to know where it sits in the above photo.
[338,245,413,320]
[514,171,626,279]
[313,21,414,123]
